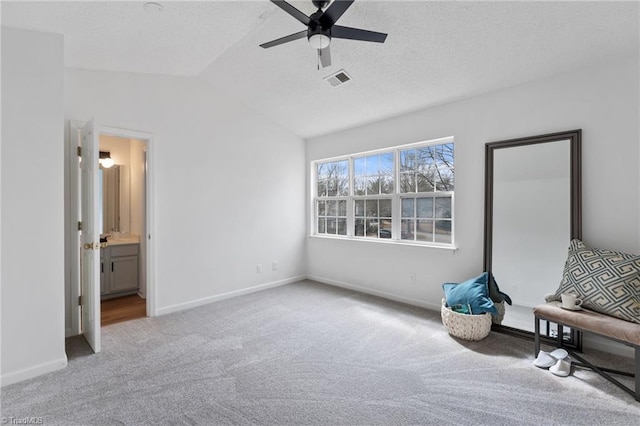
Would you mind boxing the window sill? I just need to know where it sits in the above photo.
[308,234,458,251]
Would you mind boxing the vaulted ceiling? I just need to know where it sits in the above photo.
[3,1,638,138]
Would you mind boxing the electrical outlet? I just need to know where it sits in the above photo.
[256,264,262,273]
[409,273,416,283]
[272,261,278,271]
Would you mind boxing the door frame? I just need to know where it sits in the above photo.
[67,120,156,337]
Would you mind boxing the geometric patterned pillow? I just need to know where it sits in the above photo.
[553,239,640,323]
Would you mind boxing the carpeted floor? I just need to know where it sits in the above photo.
[2,280,639,425]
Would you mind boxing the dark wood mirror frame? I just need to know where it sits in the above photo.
[483,129,582,343]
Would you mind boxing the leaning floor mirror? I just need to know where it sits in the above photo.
[484,130,582,346]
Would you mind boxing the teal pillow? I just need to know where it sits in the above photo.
[443,272,498,315]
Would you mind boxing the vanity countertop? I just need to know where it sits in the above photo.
[104,234,140,246]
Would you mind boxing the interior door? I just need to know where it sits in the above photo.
[80,118,101,352]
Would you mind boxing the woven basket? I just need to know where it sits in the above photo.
[441,299,492,341]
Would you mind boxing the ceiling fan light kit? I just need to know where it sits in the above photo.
[260,0,387,69]
[309,33,330,50]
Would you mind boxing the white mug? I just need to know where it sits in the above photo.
[561,293,583,309]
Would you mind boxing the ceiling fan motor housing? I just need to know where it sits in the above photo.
[308,11,331,49]
[312,0,330,9]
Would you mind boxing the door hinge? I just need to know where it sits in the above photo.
[77,146,82,157]
[78,295,82,305]
[77,221,82,231]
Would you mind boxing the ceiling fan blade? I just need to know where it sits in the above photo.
[260,30,308,49]
[319,0,354,27]
[318,46,331,68]
[332,25,387,43]
[270,0,311,26]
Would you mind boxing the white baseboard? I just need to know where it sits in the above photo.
[1,356,68,387]
[156,275,307,316]
[307,275,440,311]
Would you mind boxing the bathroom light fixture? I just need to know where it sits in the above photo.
[99,151,115,168]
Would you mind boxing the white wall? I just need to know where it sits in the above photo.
[64,68,307,320]
[306,58,640,311]
[1,28,67,385]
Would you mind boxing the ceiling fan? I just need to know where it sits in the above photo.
[260,0,387,69]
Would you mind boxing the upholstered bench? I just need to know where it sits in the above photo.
[534,301,640,401]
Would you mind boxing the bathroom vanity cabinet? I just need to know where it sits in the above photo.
[100,243,139,299]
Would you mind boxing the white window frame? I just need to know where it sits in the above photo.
[310,136,456,249]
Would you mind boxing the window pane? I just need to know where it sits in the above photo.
[365,155,378,175]
[336,160,349,176]
[380,219,392,239]
[355,200,365,217]
[318,218,326,233]
[417,198,433,218]
[416,220,434,241]
[317,200,325,216]
[317,163,327,180]
[380,153,393,175]
[379,199,392,217]
[337,218,347,235]
[416,146,433,174]
[365,219,379,237]
[326,218,337,234]
[355,218,365,236]
[400,150,415,172]
[337,179,349,196]
[435,220,452,243]
[327,179,338,196]
[380,175,393,194]
[400,172,415,193]
[354,177,366,196]
[317,181,327,197]
[338,200,347,216]
[366,177,380,195]
[435,197,452,219]
[401,219,414,240]
[366,200,378,217]
[317,160,349,196]
[401,198,414,218]
[326,200,336,216]
[354,157,365,176]
[436,167,454,192]
[417,173,434,192]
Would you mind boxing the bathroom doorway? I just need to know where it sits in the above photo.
[67,121,156,350]
[97,134,148,326]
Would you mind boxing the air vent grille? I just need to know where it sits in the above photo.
[324,69,352,87]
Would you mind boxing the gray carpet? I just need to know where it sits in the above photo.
[2,280,639,425]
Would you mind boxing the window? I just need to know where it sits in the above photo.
[399,143,454,243]
[313,138,454,246]
[316,160,348,236]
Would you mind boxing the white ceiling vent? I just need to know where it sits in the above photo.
[324,69,352,87]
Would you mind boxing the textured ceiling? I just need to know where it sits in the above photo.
[2,1,638,139]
